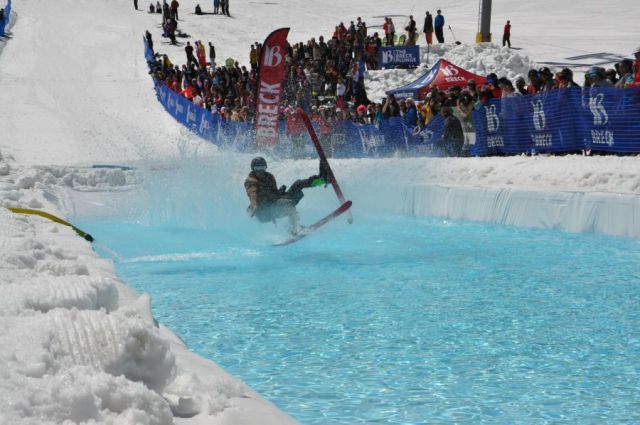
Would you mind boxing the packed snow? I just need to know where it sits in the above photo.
[0,0,639,423]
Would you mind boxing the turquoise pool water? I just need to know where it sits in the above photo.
[83,209,640,424]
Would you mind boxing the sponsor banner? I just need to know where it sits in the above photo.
[581,86,640,153]
[472,87,640,156]
[378,46,420,69]
[411,115,445,154]
[254,28,290,147]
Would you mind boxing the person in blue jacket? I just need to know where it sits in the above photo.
[403,97,418,129]
[434,10,445,43]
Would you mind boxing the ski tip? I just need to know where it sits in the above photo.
[340,200,353,212]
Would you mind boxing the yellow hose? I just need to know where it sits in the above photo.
[7,207,94,242]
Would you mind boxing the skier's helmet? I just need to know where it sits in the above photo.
[251,157,267,172]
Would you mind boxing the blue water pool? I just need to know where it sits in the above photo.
[83,208,640,424]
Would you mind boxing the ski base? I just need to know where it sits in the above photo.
[274,201,352,246]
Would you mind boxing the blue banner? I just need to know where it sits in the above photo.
[378,46,420,69]
[1,0,12,37]
[472,87,640,156]
[580,86,640,153]
[411,115,445,155]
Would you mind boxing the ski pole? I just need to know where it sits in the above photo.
[448,25,462,45]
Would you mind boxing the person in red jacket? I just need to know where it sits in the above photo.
[503,20,511,48]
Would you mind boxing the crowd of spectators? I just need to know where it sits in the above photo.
[146,7,640,156]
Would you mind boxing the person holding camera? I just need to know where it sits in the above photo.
[382,93,400,118]
[435,106,464,157]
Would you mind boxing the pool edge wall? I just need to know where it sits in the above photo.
[404,185,640,238]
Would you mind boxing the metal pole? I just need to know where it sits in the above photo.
[476,0,492,43]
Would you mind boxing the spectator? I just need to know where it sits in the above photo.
[605,68,618,85]
[383,18,390,46]
[222,0,230,16]
[354,104,368,124]
[527,69,542,94]
[373,103,385,126]
[387,18,396,46]
[557,68,580,89]
[197,41,207,67]
[166,18,177,45]
[515,76,528,95]
[538,67,555,91]
[134,0,139,10]
[195,4,202,15]
[382,93,400,118]
[208,42,216,68]
[423,11,433,45]
[466,79,478,99]
[586,66,612,87]
[156,1,162,13]
[499,78,516,97]
[170,0,179,20]
[145,30,154,53]
[503,20,511,48]
[434,10,445,43]
[436,106,464,156]
[456,90,475,152]
[285,108,306,158]
[336,77,346,109]
[403,98,418,129]
[250,45,258,71]
[149,3,155,13]
[213,0,220,14]
[405,15,417,46]
[615,59,635,88]
[171,0,180,21]
[185,41,197,67]
[162,1,170,20]
[485,73,502,98]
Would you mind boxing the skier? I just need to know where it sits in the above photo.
[245,157,331,235]
[434,10,445,43]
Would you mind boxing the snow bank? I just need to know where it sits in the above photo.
[366,43,539,101]
[0,150,298,425]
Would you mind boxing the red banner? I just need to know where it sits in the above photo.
[254,28,290,147]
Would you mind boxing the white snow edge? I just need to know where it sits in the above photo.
[0,152,297,425]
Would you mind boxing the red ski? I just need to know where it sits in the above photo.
[296,107,354,224]
[274,201,352,246]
